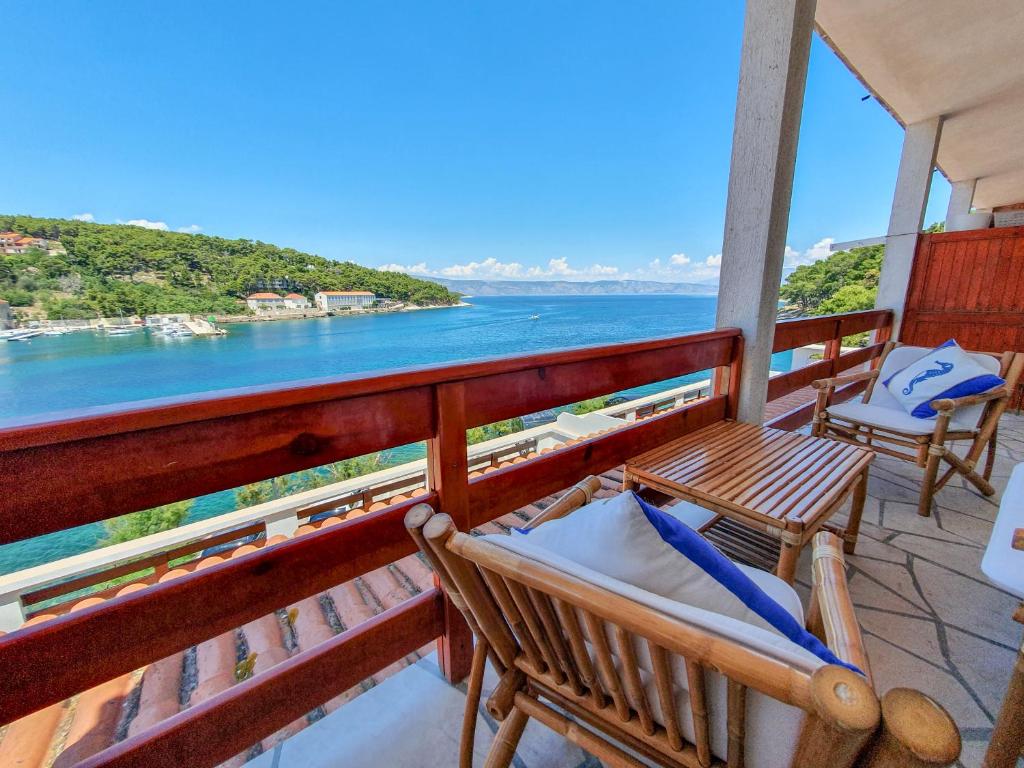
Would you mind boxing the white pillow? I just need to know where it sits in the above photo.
[514,491,859,671]
[883,339,1004,419]
[515,493,771,629]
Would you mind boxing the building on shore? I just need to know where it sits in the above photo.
[245,292,287,312]
[0,299,12,330]
[282,292,311,309]
[314,290,376,311]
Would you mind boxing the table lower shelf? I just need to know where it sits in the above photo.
[701,517,781,573]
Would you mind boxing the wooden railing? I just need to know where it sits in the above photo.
[0,327,742,768]
[765,309,893,431]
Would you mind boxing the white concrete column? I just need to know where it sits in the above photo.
[945,178,977,225]
[875,117,943,336]
[715,0,817,424]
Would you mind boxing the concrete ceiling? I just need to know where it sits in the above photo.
[816,0,1024,209]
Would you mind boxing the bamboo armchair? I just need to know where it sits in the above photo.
[812,343,1024,516]
[405,477,961,768]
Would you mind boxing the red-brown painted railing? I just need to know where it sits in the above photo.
[765,309,893,431]
[0,327,743,767]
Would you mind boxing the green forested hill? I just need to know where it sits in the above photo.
[0,214,459,319]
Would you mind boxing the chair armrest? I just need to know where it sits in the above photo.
[807,532,873,685]
[811,369,879,391]
[930,386,1008,414]
[522,475,602,530]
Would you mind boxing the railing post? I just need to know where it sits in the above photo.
[713,335,744,420]
[427,381,474,684]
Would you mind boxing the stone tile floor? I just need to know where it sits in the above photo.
[253,412,1024,768]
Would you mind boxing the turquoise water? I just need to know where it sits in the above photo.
[0,295,792,574]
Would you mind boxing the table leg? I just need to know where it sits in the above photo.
[621,471,637,493]
[776,535,800,585]
[984,632,1024,768]
[844,469,868,555]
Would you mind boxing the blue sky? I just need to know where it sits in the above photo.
[1,1,948,282]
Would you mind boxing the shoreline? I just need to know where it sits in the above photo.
[213,300,471,324]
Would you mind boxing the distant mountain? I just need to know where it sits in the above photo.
[420,277,718,297]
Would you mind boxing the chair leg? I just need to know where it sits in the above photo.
[984,427,999,481]
[460,640,490,768]
[919,445,942,517]
[482,705,530,768]
[843,470,868,554]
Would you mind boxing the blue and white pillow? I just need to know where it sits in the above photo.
[883,339,1004,419]
[514,491,860,673]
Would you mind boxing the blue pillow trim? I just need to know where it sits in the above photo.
[631,492,863,675]
[909,373,1005,418]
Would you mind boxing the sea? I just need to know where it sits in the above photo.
[0,295,793,575]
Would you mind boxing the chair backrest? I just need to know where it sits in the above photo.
[412,507,884,768]
[867,343,1010,429]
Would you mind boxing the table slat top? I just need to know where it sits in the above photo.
[626,421,872,529]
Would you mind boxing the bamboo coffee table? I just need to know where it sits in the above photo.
[623,421,873,583]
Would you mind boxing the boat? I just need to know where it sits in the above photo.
[104,327,138,336]
[529,314,540,320]
[0,329,43,342]
[43,329,66,336]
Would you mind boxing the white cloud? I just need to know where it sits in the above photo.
[120,218,170,231]
[379,262,428,274]
[440,257,527,279]
[72,212,94,222]
[177,224,202,234]
[624,251,718,282]
[784,237,834,268]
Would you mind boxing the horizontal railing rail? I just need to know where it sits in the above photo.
[0,327,742,766]
[8,378,720,620]
[766,309,893,430]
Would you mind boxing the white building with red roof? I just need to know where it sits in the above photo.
[314,290,376,311]
[245,292,287,312]
[282,292,311,309]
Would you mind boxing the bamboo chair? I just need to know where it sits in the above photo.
[405,477,961,768]
[812,342,1023,516]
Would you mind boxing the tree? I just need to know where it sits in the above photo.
[569,397,609,415]
[815,284,876,315]
[467,419,525,445]
[234,476,291,508]
[0,213,462,318]
[103,500,193,545]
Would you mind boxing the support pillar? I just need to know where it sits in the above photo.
[875,117,943,337]
[715,0,817,424]
[945,178,977,226]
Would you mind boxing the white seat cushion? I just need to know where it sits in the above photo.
[827,400,979,435]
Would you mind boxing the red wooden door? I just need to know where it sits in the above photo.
[902,226,1024,352]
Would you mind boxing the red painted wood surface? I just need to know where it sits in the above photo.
[765,310,892,429]
[76,590,445,768]
[0,326,745,756]
[765,379,869,432]
[902,226,1024,354]
[0,327,740,544]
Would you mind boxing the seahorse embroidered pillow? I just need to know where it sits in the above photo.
[883,340,1004,419]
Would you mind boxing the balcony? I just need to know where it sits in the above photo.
[0,304,1018,767]
[3,0,1024,763]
